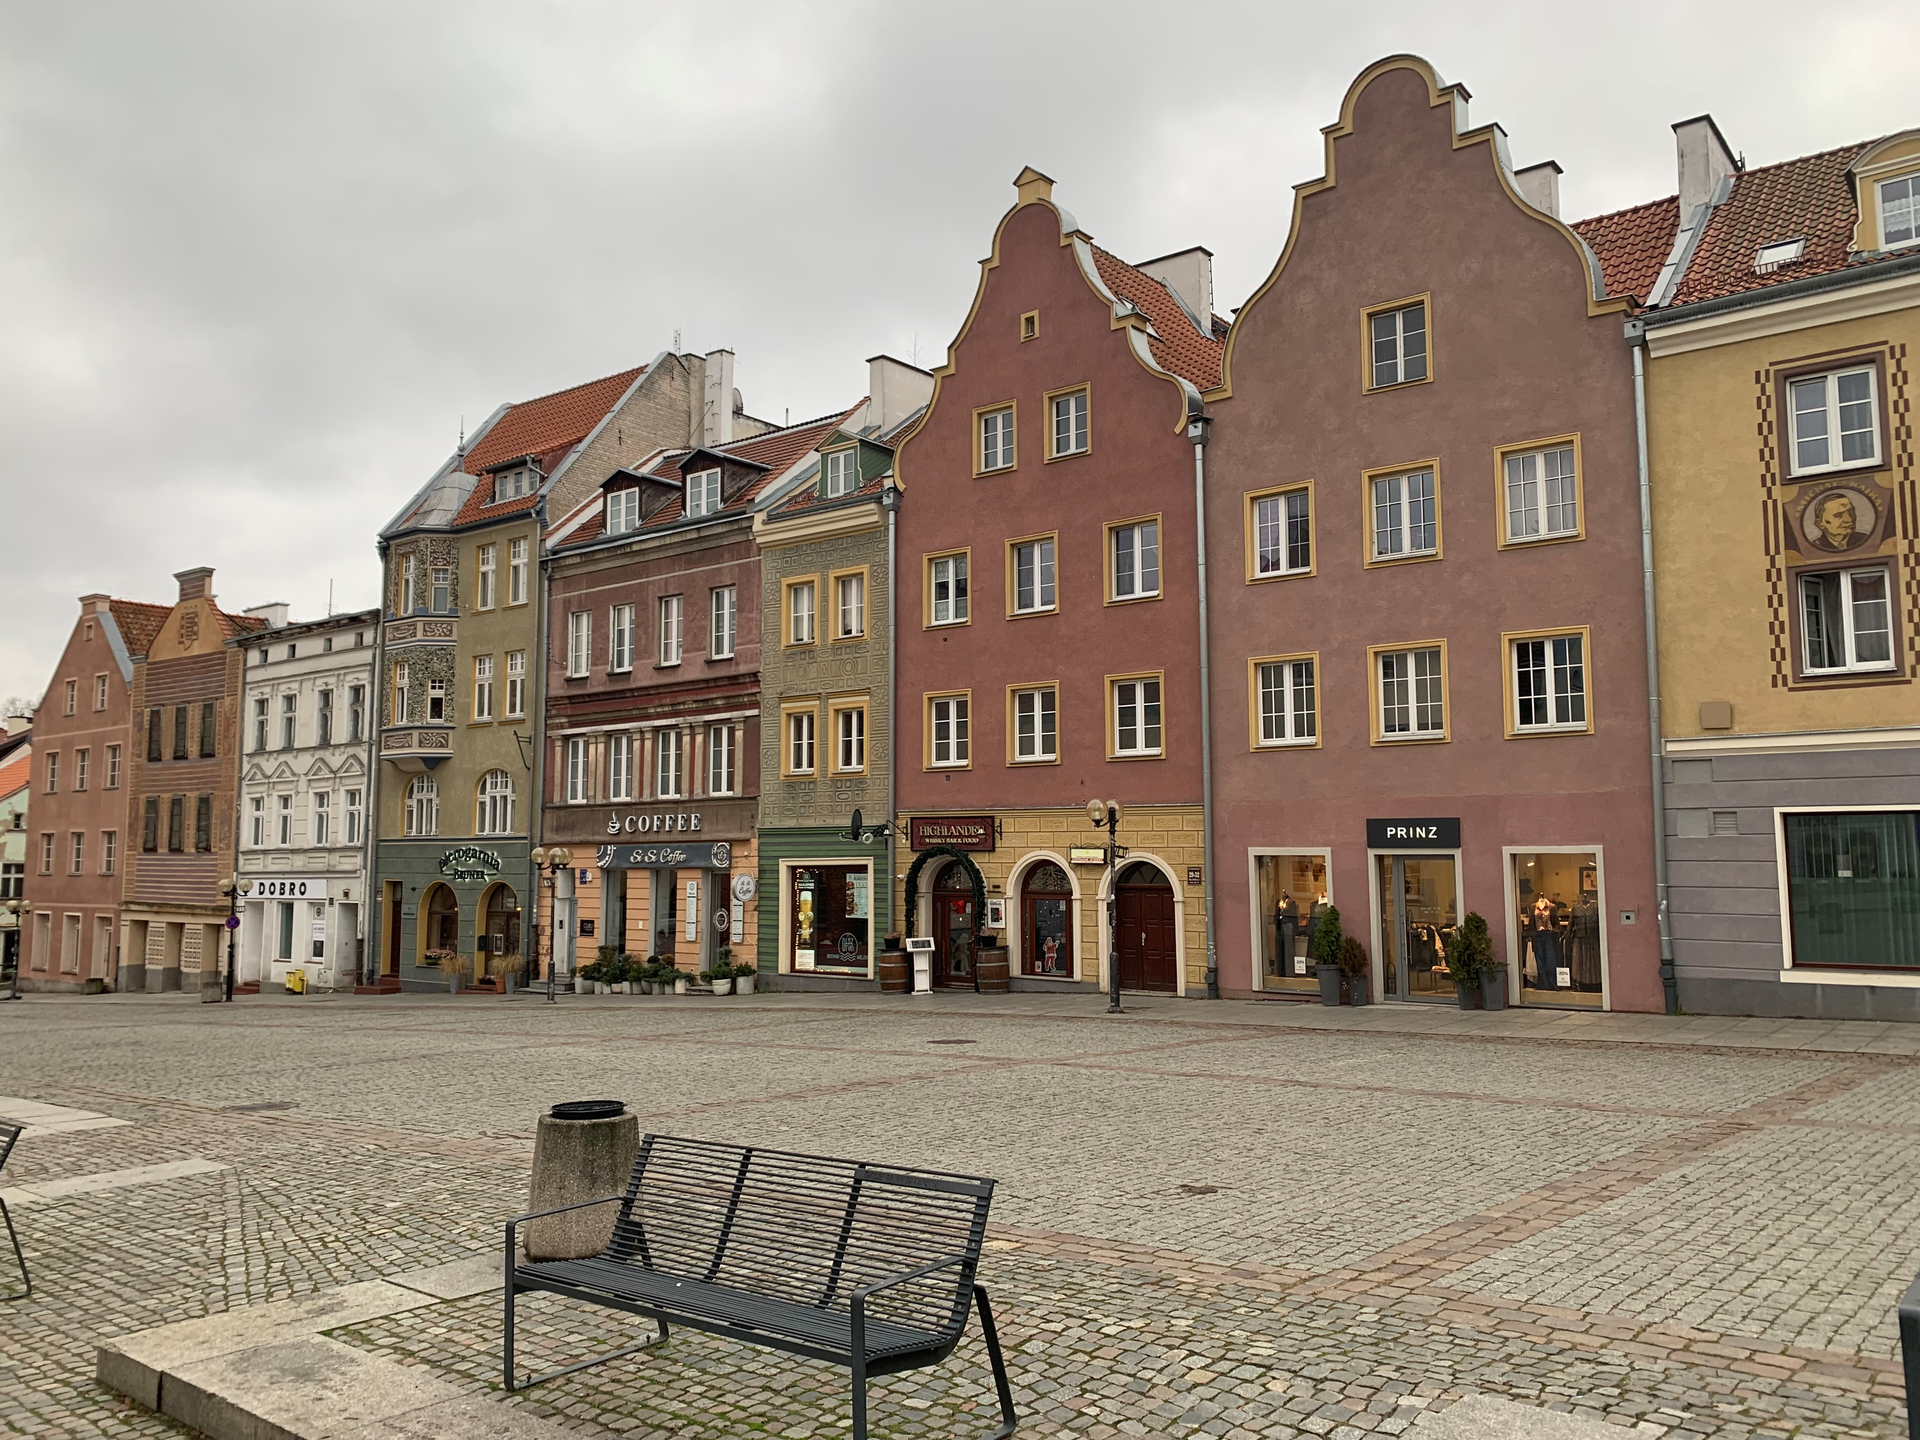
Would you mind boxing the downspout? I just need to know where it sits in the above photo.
[882,482,900,940]
[1188,415,1219,999]
[363,541,389,986]
[1630,328,1679,1015]
[529,500,551,979]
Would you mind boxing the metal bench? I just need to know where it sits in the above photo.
[1,1121,29,1300]
[505,1134,1015,1439]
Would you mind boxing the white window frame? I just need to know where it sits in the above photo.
[1256,658,1317,747]
[94,674,108,710]
[929,554,968,625]
[1510,633,1589,732]
[476,543,496,609]
[788,581,816,645]
[710,586,736,659]
[655,728,684,797]
[605,488,640,536]
[836,573,865,639]
[834,704,866,773]
[277,793,293,846]
[1111,677,1163,757]
[392,663,409,724]
[280,693,297,749]
[1503,445,1579,543]
[610,603,636,673]
[1012,686,1056,762]
[405,776,438,837]
[567,611,591,677]
[430,566,451,613]
[106,744,120,789]
[823,448,860,497]
[1787,366,1881,476]
[1800,566,1896,675]
[608,734,633,801]
[101,830,117,876]
[658,594,683,665]
[1252,490,1312,578]
[313,790,331,846]
[929,695,969,768]
[1110,521,1160,600]
[427,679,446,723]
[508,538,528,605]
[477,770,515,836]
[686,468,722,519]
[565,737,589,803]
[979,407,1015,472]
[400,553,417,613]
[1368,299,1428,388]
[1050,388,1089,458]
[1370,469,1438,560]
[505,651,526,718]
[473,655,494,720]
[1878,172,1920,251]
[786,711,816,776]
[250,795,265,848]
[1377,646,1446,740]
[345,789,362,846]
[1012,538,1056,613]
[707,723,735,795]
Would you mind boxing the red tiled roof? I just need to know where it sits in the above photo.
[0,752,30,800]
[1670,142,1873,306]
[448,367,646,527]
[108,600,171,657]
[1090,247,1224,391]
[1571,195,1678,306]
[216,608,272,639]
[773,471,886,517]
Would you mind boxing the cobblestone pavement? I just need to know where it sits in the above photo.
[1,991,1916,1438]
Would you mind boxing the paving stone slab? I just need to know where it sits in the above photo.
[1415,1393,1639,1439]
[163,1335,464,1440]
[387,1252,506,1301]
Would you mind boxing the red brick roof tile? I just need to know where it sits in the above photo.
[1670,142,1874,306]
[1571,195,1679,306]
[1090,246,1224,391]
[0,752,31,799]
[107,600,172,657]
[773,471,886,517]
[449,367,646,528]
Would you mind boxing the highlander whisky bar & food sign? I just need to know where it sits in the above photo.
[908,815,996,852]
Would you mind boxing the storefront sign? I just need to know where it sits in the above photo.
[909,815,996,851]
[1068,846,1106,865]
[1365,818,1460,849]
[251,877,329,899]
[606,810,707,835]
[597,841,732,871]
[438,846,502,883]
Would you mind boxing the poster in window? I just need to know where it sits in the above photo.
[846,872,868,920]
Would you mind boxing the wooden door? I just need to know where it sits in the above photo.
[1114,864,1177,992]
[933,880,974,987]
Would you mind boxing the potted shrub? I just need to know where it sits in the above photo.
[431,950,470,995]
[1452,913,1504,1011]
[701,963,734,996]
[1308,905,1344,1006]
[732,962,757,997]
[1338,936,1370,1006]
[497,955,526,996]
[1442,915,1488,1009]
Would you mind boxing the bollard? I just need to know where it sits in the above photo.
[1901,1268,1919,1440]
[523,1100,639,1261]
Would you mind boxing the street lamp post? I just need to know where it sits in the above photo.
[215,877,253,1002]
[1,899,27,1001]
[1086,799,1125,1014]
[529,847,574,1005]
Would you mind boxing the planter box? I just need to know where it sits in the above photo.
[735,975,756,996]
[1454,980,1478,1010]
[711,977,734,996]
[1314,964,1343,1006]
[1480,971,1508,1011]
[1344,971,1369,1005]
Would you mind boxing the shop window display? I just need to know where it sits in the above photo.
[1377,855,1457,999]
[1784,812,1920,971]
[1021,862,1074,977]
[791,864,870,974]
[1512,851,1603,1007]
[1254,853,1330,993]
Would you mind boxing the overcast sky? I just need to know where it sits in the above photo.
[3,0,1916,705]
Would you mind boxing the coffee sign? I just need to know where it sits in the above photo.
[1365,818,1461,849]
[909,815,996,852]
[606,811,707,835]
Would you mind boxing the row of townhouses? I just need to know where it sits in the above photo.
[11,56,1918,1019]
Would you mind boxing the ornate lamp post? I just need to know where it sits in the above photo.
[1,899,26,1000]
[215,876,253,1002]
[1086,800,1125,1014]
[529,846,574,1005]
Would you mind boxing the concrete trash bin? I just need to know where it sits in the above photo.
[524,1100,640,1261]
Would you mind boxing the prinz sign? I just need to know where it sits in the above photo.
[1366,818,1461,849]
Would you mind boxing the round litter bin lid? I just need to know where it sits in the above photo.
[549,1100,627,1121]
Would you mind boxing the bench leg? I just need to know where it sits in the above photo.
[504,1281,669,1392]
[0,1197,27,1302]
[974,1284,1016,1437]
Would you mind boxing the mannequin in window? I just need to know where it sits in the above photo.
[1306,893,1330,958]
[1529,895,1559,989]
[1569,895,1602,990]
[1276,893,1300,976]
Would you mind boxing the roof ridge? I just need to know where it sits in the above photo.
[500,364,646,412]
[1571,192,1678,228]
[1732,136,1876,182]
[720,403,863,448]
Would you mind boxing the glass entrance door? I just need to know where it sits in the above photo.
[1376,854,1458,1001]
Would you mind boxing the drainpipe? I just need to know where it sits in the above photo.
[1188,415,1219,999]
[1629,328,1680,1016]
[882,482,900,940]
[363,540,389,986]
[530,500,552,980]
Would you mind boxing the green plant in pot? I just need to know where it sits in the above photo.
[731,960,757,996]
[1337,935,1370,1006]
[1448,912,1502,1011]
[1308,905,1344,1006]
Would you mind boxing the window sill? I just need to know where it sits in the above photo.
[1010,755,1061,766]
[654,661,683,671]
[1104,593,1161,608]
[974,465,1017,478]
[707,653,736,664]
[1785,458,1888,483]
[1365,550,1441,569]
[1249,567,1314,584]
[1363,374,1433,394]
[830,633,868,644]
[1044,449,1090,465]
[1371,732,1450,746]
[1008,607,1058,620]
[1509,723,1592,738]
[1498,531,1583,550]
[926,764,972,772]
[1108,751,1165,762]
[1255,739,1319,750]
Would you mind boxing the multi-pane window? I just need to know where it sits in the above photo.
[277,793,292,846]
[313,790,331,845]
[568,611,591,676]
[656,728,683,797]
[1050,389,1089,457]
[1013,538,1056,612]
[565,737,589,803]
[1371,469,1438,560]
[1253,490,1312,577]
[101,830,117,876]
[707,723,735,794]
[508,538,528,604]
[105,745,120,789]
[430,567,451,613]
[199,700,216,756]
[605,488,640,535]
[710,586,736,659]
[1802,568,1894,674]
[929,554,968,624]
[1112,678,1163,757]
[979,406,1015,471]
[836,573,865,638]
[476,543,496,608]
[194,795,212,852]
[427,679,446,722]
[63,679,76,715]
[610,603,635,672]
[141,799,158,853]
[658,595,683,665]
[476,770,515,835]
[348,685,364,741]
[1368,299,1428,387]
[74,748,89,791]
[0,862,19,899]
[823,449,860,497]
[473,656,495,719]
[1880,174,1919,249]
[41,831,55,872]
[1504,445,1579,542]
[1257,658,1317,746]
[252,696,269,750]
[789,581,816,645]
[400,553,417,613]
[1789,367,1879,475]
[505,652,526,717]
[344,789,362,845]
[786,711,816,776]
[94,674,108,710]
[44,752,57,793]
[172,705,189,759]
[280,694,297,748]
[405,776,438,837]
[69,831,84,875]
[1013,686,1057,762]
[835,705,866,772]
[250,795,265,847]
[392,663,410,724]
[316,689,334,745]
[930,695,969,767]
[1512,634,1587,731]
[1111,521,1161,599]
[168,796,186,852]
[686,468,722,518]
[1378,647,1446,739]
[608,734,633,801]
[146,706,162,761]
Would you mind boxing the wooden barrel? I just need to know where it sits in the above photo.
[975,948,1010,993]
[878,950,909,993]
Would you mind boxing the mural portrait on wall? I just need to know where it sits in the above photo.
[1788,482,1888,559]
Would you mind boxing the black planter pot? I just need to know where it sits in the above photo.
[1479,970,1508,1011]
[1453,979,1477,1010]
[1344,971,1369,1006]
[1314,964,1343,1006]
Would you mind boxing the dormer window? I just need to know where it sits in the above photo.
[1880,174,1919,250]
[823,449,859,498]
[493,467,536,502]
[686,468,722,518]
[1754,238,1806,273]
[605,488,640,536]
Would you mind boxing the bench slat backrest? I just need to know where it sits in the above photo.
[0,1121,20,1174]
[607,1135,992,1342]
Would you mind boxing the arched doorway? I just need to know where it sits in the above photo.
[931,861,975,988]
[481,884,521,980]
[1114,862,1177,993]
[420,883,460,964]
[1021,861,1074,978]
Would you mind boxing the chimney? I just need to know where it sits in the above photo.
[702,349,735,447]
[1134,247,1215,334]
[1514,161,1562,218]
[1,709,30,738]
[866,355,935,433]
[1013,166,1054,206]
[245,602,291,630]
[174,566,214,602]
[79,592,111,616]
[1674,115,1738,218]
